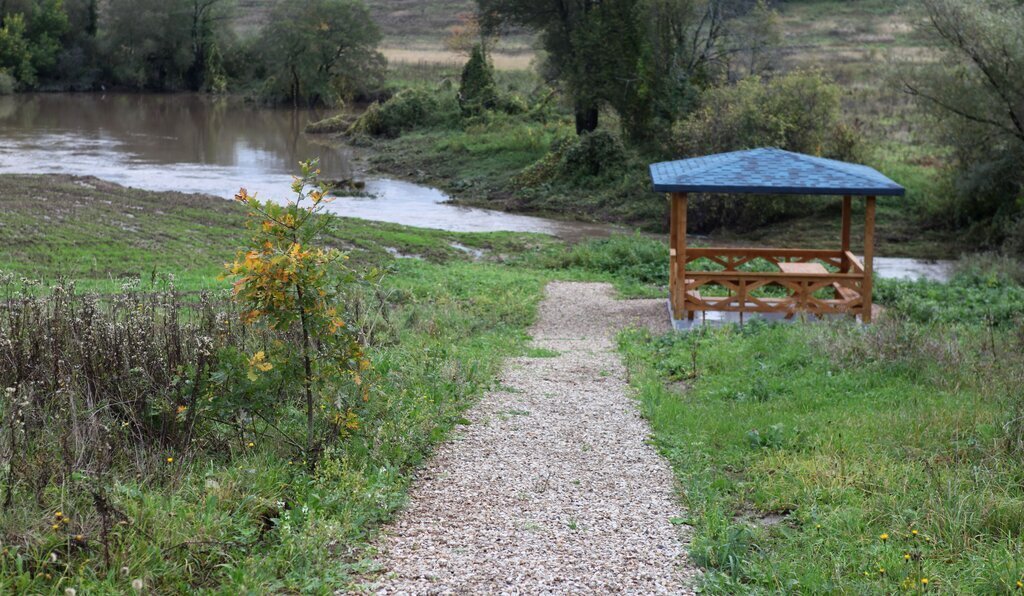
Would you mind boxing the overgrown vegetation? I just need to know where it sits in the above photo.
[0,0,384,105]
[902,0,1024,256]
[0,172,549,592]
[620,265,1024,592]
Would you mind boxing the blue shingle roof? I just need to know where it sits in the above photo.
[649,148,905,196]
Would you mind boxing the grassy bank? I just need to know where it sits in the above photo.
[4,172,1021,592]
[0,173,563,592]
[620,273,1024,592]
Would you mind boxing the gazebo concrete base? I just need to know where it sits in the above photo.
[667,300,882,331]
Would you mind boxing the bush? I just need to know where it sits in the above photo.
[514,129,629,188]
[458,44,498,116]
[348,88,455,138]
[673,72,861,231]
[0,70,15,94]
[305,112,354,134]
[560,129,628,178]
[540,234,668,285]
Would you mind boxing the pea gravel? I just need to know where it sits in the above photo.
[365,282,696,594]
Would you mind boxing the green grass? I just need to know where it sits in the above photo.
[0,173,562,291]
[619,288,1024,593]
[0,173,562,592]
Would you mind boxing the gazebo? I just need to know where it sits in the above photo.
[649,148,905,325]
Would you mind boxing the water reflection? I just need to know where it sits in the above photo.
[0,93,353,196]
[0,93,623,241]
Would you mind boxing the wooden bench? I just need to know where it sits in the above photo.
[777,262,859,303]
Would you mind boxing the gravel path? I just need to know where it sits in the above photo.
[366,282,696,594]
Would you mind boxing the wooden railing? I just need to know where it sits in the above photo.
[670,247,869,321]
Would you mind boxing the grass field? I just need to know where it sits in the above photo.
[0,174,559,592]
[620,297,1024,592]
[2,173,1023,592]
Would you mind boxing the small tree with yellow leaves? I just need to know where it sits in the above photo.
[226,160,367,461]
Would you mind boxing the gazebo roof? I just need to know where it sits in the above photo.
[649,148,905,196]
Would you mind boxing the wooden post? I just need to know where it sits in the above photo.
[669,193,677,316]
[840,195,851,271]
[862,196,876,323]
[672,192,688,320]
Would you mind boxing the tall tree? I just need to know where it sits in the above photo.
[185,0,231,91]
[903,0,1024,248]
[478,0,755,138]
[478,0,639,134]
[258,0,385,107]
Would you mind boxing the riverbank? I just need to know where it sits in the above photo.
[1,172,1022,593]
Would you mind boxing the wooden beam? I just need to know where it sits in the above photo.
[668,193,676,315]
[862,196,876,323]
[840,195,852,271]
[672,192,688,319]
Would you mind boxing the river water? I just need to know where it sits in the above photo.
[0,93,617,240]
[0,93,951,280]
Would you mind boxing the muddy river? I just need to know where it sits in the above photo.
[0,93,951,281]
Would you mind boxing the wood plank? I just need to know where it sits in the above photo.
[672,193,688,319]
[686,271,863,280]
[832,282,859,302]
[863,196,876,323]
[841,195,852,256]
[686,247,844,258]
[844,250,865,273]
[778,262,829,275]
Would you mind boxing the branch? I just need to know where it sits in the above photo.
[903,79,1024,143]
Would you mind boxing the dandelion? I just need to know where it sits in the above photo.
[878,568,886,575]
[52,524,60,530]
[166,457,174,464]
[1016,580,1023,588]
[880,533,889,541]
[131,578,144,591]
[65,589,77,596]
[247,442,255,448]
[911,529,919,537]
[921,578,929,586]
[176,405,187,415]
[74,534,84,542]
[54,511,63,519]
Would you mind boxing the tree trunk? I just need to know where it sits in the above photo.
[574,102,599,135]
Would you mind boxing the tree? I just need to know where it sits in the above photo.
[0,13,34,85]
[478,0,761,139]
[903,0,1024,249]
[258,0,385,107]
[227,162,369,462]
[184,0,232,91]
[0,0,69,87]
[100,0,193,89]
[479,0,643,134]
[459,44,498,115]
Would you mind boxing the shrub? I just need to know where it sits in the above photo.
[0,70,15,94]
[458,44,498,116]
[560,129,628,178]
[348,88,454,137]
[305,112,354,134]
[226,161,370,460]
[673,72,861,231]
